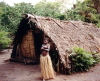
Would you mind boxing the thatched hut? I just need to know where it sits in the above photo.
[11,14,100,74]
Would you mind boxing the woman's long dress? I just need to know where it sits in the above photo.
[40,44,55,80]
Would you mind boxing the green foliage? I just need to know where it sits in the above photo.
[0,31,12,49]
[0,2,35,34]
[69,47,96,72]
[0,1,63,34]
[65,0,100,27]
[65,9,85,21]
[34,1,62,19]
[14,3,35,15]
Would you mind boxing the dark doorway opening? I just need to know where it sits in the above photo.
[32,22,59,70]
[33,28,44,62]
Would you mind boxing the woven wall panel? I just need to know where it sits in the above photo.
[21,30,35,59]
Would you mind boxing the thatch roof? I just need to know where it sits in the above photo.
[27,14,100,52]
[11,14,100,74]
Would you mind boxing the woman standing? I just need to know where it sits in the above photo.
[40,37,55,80]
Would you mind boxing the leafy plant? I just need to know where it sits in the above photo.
[0,31,12,49]
[69,47,96,72]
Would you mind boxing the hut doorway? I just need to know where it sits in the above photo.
[33,27,59,69]
[33,28,44,62]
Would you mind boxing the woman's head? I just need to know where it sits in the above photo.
[43,37,49,44]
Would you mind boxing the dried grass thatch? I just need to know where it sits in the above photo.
[11,14,100,74]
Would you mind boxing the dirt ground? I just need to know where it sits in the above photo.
[0,49,100,81]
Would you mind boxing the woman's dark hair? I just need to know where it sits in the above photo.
[44,37,50,42]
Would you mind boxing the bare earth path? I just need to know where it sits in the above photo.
[0,49,100,81]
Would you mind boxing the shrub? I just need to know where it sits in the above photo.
[0,31,12,49]
[69,47,96,72]
[92,53,100,64]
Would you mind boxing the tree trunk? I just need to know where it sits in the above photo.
[92,0,100,14]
